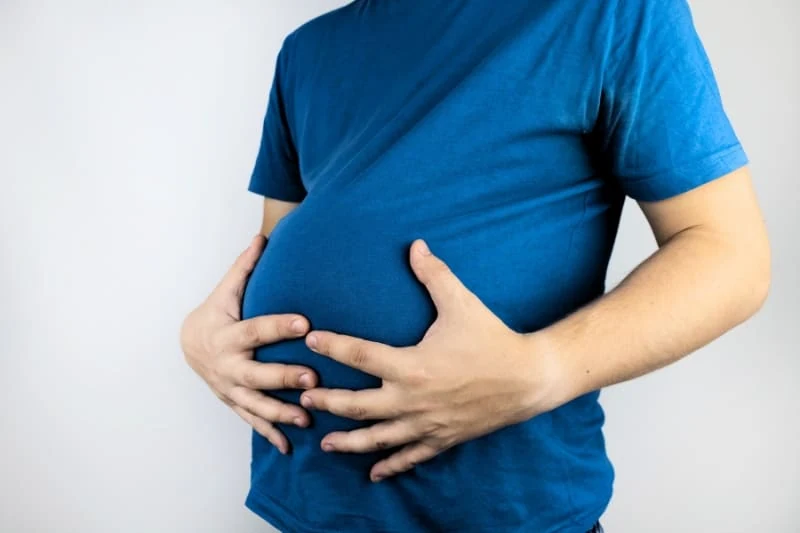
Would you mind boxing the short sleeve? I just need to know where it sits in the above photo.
[596,0,748,202]
[248,35,306,202]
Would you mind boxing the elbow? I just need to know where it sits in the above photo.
[747,264,771,317]
[740,236,771,319]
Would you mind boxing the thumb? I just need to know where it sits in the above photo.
[409,239,469,315]
[215,234,266,299]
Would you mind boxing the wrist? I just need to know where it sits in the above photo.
[517,328,579,416]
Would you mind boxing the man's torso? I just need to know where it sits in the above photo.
[243,1,622,531]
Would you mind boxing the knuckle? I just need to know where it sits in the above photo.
[373,440,389,450]
[406,396,430,416]
[346,405,368,420]
[240,321,261,345]
[241,368,259,388]
[279,407,298,424]
[272,319,286,339]
[405,366,430,386]
[279,368,294,389]
[420,419,440,435]
[435,261,451,277]
[276,317,295,339]
[350,343,370,367]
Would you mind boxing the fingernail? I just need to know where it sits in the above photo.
[372,473,384,482]
[322,442,334,452]
[306,334,318,350]
[290,319,306,334]
[298,373,313,388]
[293,416,306,427]
[416,239,431,256]
[301,395,314,409]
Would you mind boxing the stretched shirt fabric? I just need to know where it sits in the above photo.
[241,1,747,531]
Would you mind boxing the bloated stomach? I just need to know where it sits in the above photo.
[240,191,596,441]
[240,195,437,436]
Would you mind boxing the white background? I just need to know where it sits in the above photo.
[1,1,798,532]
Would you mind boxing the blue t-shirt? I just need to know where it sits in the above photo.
[241,1,747,531]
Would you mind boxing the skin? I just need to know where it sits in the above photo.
[181,165,770,482]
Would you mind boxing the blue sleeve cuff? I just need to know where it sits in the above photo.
[621,143,749,202]
[247,166,307,203]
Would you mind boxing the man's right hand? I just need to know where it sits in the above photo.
[180,235,317,454]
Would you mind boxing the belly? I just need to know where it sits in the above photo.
[240,186,605,436]
[242,197,436,388]
[241,195,443,438]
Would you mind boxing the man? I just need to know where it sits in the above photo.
[180,1,770,531]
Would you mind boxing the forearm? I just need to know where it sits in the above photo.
[526,223,770,411]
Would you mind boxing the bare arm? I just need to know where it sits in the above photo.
[529,166,771,407]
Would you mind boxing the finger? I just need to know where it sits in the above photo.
[305,331,408,380]
[228,386,310,427]
[228,359,317,390]
[216,314,310,351]
[216,235,266,298]
[320,419,417,454]
[232,405,289,455]
[300,387,403,420]
[408,239,471,315]
[369,441,440,482]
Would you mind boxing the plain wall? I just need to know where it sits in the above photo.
[1,1,797,532]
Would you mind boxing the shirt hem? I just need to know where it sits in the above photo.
[244,485,608,533]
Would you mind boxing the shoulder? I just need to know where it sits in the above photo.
[282,0,363,53]
[609,0,696,36]
[601,0,704,74]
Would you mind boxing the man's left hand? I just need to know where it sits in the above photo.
[299,239,561,482]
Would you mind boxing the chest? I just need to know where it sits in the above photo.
[285,3,603,196]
